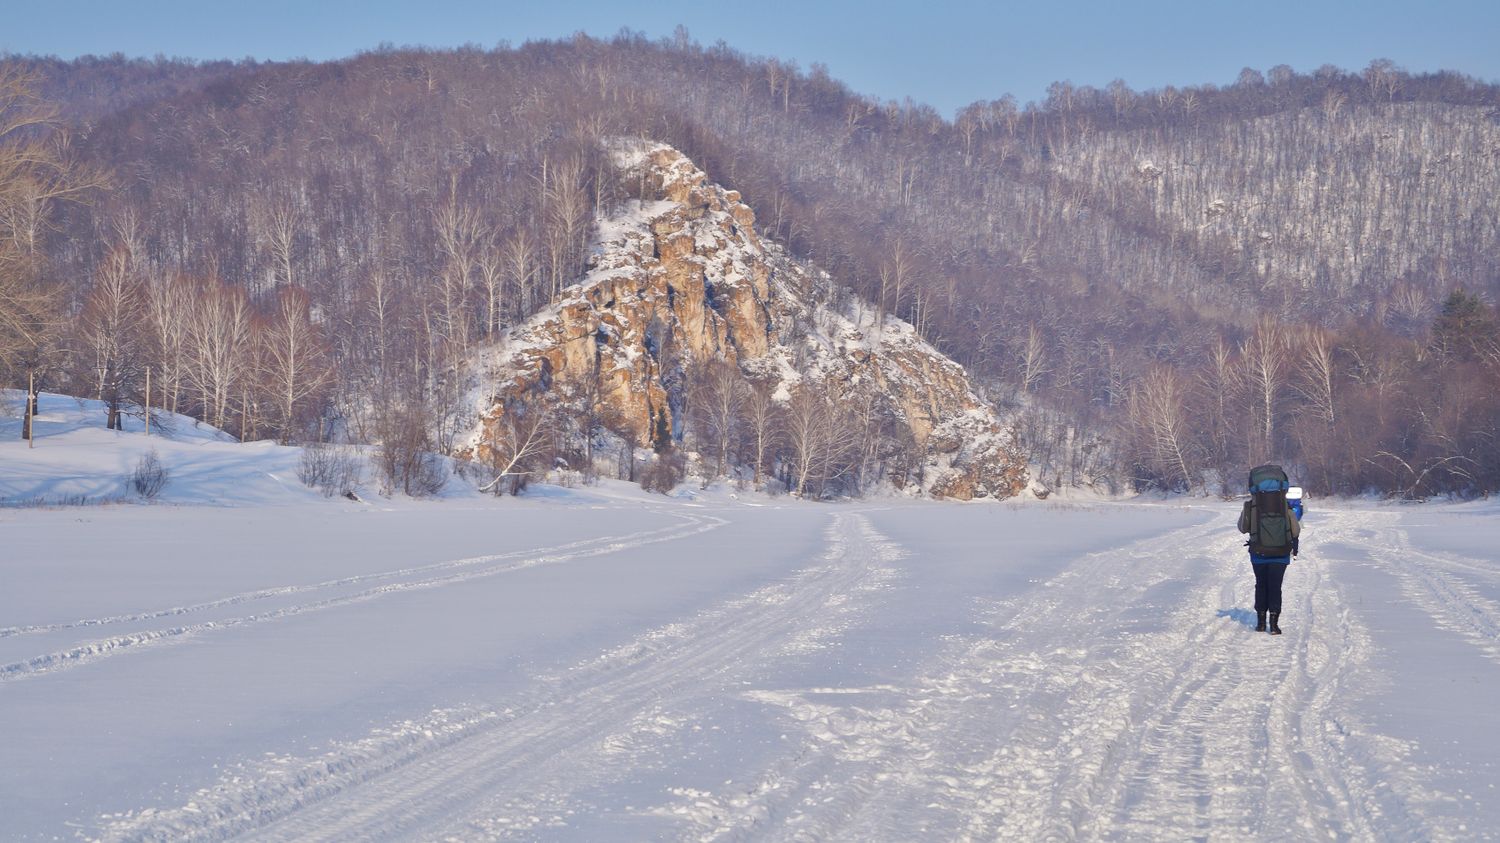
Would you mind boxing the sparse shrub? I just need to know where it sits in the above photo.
[2,493,126,508]
[547,469,580,489]
[453,457,487,485]
[141,409,177,438]
[297,442,364,497]
[375,403,448,498]
[377,442,448,498]
[129,449,170,500]
[640,451,687,494]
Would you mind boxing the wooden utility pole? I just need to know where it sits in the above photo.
[145,366,152,436]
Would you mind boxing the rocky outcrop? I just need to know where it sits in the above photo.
[464,142,1026,499]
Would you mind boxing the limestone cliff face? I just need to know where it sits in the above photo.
[465,142,1026,499]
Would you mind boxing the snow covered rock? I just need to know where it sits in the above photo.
[464,142,1025,499]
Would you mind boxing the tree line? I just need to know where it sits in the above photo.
[3,35,1498,497]
[479,356,937,501]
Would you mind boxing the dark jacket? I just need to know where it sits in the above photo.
[1238,498,1301,564]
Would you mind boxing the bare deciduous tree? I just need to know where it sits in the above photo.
[742,383,780,487]
[76,245,147,429]
[876,239,916,332]
[259,287,332,442]
[1128,365,1195,489]
[376,396,448,497]
[693,359,747,479]
[432,186,483,356]
[186,278,252,431]
[477,398,554,495]
[501,229,538,316]
[476,246,505,339]
[255,196,301,295]
[1241,317,1288,460]
[145,273,196,414]
[782,382,860,497]
[782,384,825,497]
[1019,322,1049,395]
[0,67,106,375]
[542,155,590,302]
[1294,328,1338,428]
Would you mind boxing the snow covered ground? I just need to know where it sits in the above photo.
[1,391,329,507]
[3,397,1499,840]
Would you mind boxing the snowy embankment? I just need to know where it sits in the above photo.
[0,390,498,507]
[3,392,1499,840]
[0,391,335,507]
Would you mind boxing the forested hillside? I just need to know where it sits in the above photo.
[2,34,1497,497]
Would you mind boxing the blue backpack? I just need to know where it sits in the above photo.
[1247,464,1293,556]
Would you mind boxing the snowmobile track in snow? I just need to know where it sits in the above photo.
[92,513,900,841]
[0,513,693,640]
[1,509,722,683]
[1368,515,1500,667]
[78,504,1494,841]
[648,511,1429,842]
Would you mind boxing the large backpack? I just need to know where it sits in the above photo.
[1247,464,1293,556]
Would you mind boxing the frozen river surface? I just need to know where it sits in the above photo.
[3,485,1498,841]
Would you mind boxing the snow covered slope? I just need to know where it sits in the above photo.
[3,489,1498,840]
[0,390,492,507]
[0,391,323,506]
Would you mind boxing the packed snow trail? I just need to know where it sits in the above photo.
[631,510,1378,841]
[0,509,722,682]
[0,511,698,640]
[92,513,899,841]
[4,494,1497,840]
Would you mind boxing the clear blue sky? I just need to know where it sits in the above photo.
[4,0,1498,116]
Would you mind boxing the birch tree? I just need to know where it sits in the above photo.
[1019,322,1049,394]
[1128,365,1195,490]
[742,384,779,487]
[783,385,825,497]
[478,398,554,495]
[782,382,859,497]
[501,229,538,316]
[1295,328,1338,428]
[432,188,483,356]
[187,278,252,431]
[259,287,332,442]
[0,67,106,375]
[257,197,301,295]
[1241,317,1288,460]
[695,360,747,479]
[145,273,195,414]
[76,246,147,429]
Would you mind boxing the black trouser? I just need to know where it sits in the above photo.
[1251,562,1289,613]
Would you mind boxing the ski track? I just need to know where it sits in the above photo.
[1363,513,1500,667]
[82,505,1499,841]
[91,513,900,842]
[2,510,721,684]
[0,514,686,640]
[648,510,1455,842]
[692,518,1268,842]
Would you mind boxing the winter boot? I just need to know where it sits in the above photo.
[1255,610,1267,632]
[1268,613,1282,635]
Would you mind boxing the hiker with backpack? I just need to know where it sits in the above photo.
[1238,465,1301,635]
